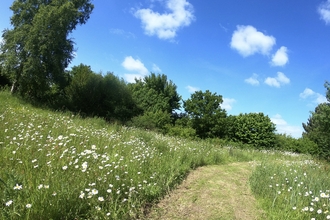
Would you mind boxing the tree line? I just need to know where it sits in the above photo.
[0,0,329,160]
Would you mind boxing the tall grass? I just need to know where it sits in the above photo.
[0,91,326,219]
[250,159,330,219]
[0,91,255,219]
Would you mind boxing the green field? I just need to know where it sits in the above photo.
[1,91,329,220]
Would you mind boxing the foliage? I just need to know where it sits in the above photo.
[165,125,196,139]
[1,90,292,219]
[0,0,93,102]
[274,134,319,155]
[303,81,330,160]
[250,160,330,220]
[129,73,181,114]
[227,113,276,149]
[65,64,137,122]
[183,90,227,139]
[65,64,103,115]
[128,73,181,130]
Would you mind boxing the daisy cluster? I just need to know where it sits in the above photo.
[251,160,330,220]
[0,105,227,219]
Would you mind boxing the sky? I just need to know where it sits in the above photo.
[1,0,330,138]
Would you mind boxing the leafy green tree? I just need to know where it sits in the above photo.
[183,90,227,139]
[0,0,93,101]
[65,64,138,122]
[65,64,103,115]
[128,73,181,130]
[228,113,276,148]
[101,73,138,122]
[303,81,330,159]
[129,73,181,114]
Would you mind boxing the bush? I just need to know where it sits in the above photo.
[274,134,319,155]
[166,125,196,139]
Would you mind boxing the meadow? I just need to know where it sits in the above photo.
[0,90,329,220]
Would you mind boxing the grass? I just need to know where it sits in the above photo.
[1,90,329,219]
[250,159,330,220]
[146,162,265,220]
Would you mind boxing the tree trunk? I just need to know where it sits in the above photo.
[11,81,16,94]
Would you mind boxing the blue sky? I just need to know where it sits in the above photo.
[1,0,330,137]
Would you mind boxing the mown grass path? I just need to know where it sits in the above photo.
[145,162,265,220]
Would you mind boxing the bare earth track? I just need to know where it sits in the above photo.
[145,162,265,220]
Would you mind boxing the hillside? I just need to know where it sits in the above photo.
[1,91,329,220]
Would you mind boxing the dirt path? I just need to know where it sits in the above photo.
[145,162,264,220]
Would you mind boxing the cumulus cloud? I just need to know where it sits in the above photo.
[245,73,260,86]
[264,72,290,88]
[318,0,330,25]
[230,25,276,57]
[134,0,195,40]
[152,64,162,72]
[271,46,289,66]
[300,88,328,104]
[185,85,199,93]
[220,98,236,111]
[122,56,149,83]
[271,114,303,138]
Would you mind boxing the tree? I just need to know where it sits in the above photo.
[65,64,137,122]
[0,0,94,101]
[228,113,276,148]
[183,90,227,139]
[129,73,181,114]
[65,64,103,115]
[128,73,181,130]
[302,81,330,159]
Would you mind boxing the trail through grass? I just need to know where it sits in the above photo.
[146,162,265,220]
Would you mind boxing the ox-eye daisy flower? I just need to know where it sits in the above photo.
[13,184,22,190]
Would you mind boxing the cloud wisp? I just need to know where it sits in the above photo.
[230,25,276,57]
[271,46,289,66]
[122,56,149,83]
[185,85,199,93]
[300,88,327,104]
[318,0,330,25]
[152,64,162,73]
[134,0,195,40]
[245,73,260,86]
[264,72,290,88]
[110,28,135,39]
[271,114,302,138]
[220,98,236,111]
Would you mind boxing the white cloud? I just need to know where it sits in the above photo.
[230,25,276,57]
[300,88,328,104]
[299,88,315,99]
[220,98,236,111]
[271,46,289,66]
[264,72,290,88]
[271,114,303,138]
[185,85,199,93]
[122,56,149,83]
[245,73,260,86]
[152,64,162,72]
[318,0,330,25]
[124,74,144,83]
[134,0,195,40]
[122,56,148,75]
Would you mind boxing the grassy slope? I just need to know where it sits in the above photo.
[1,91,329,220]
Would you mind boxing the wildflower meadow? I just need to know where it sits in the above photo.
[1,91,330,219]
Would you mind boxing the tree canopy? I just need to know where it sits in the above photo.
[0,0,94,101]
[227,113,276,148]
[303,81,330,159]
[183,90,227,138]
